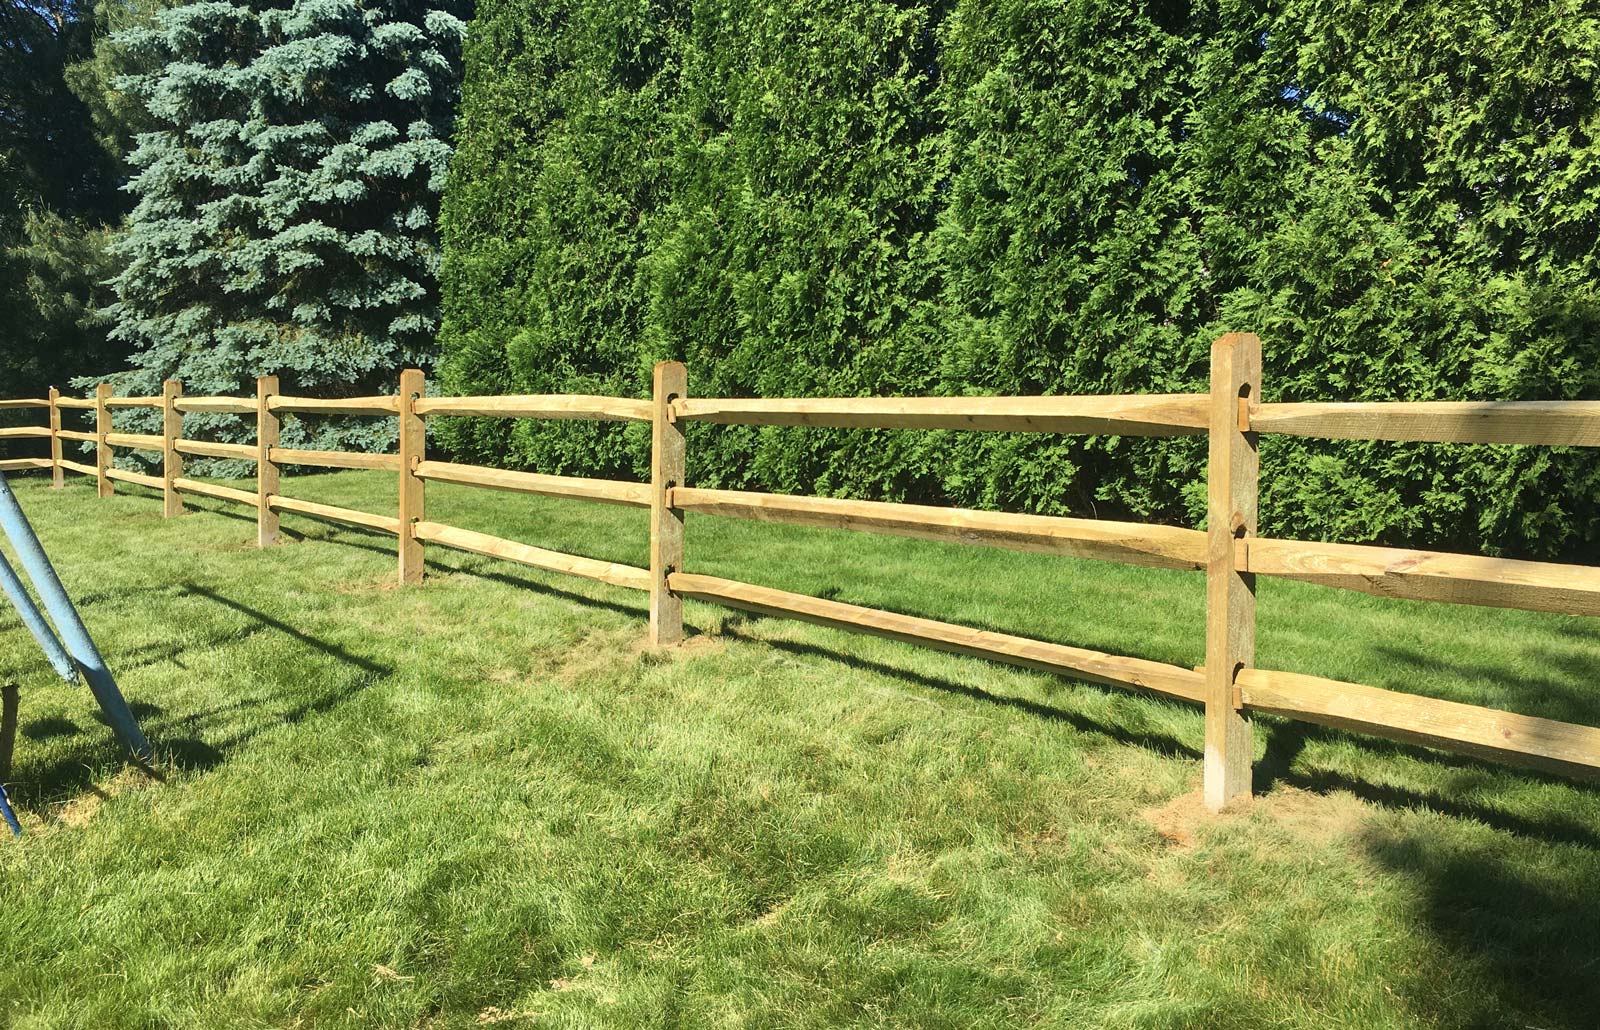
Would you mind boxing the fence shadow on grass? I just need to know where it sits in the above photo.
[4,580,391,814]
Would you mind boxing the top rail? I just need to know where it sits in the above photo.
[672,394,1210,436]
[414,394,653,422]
[55,397,96,409]
[174,396,255,413]
[0,398,49,409]
[1249,401,1600,447]
[105,396,161,409]
[269,395,398,416]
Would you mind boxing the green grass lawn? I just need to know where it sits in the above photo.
[0,468,1597,1028]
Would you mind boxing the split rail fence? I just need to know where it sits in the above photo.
[2,332,1598,807]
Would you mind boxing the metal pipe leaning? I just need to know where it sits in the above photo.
[0,548,77,683]
[0,472,150,761]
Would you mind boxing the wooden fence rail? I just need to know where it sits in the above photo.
[4,338,1599,806]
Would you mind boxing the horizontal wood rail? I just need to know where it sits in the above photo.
[672,394,1210,436]
[269,447,400,472]
[1237,668,1600,780]
[0,458,50,471]
[0,427,50,439]
[268,395,398,416]
[1241,537,1600,617]
[174,396,255,414]
[105,432,163,451]
[173,478,257,506]
[669,572,1206,702]
[106,466,162,490]
[414,521,652,591]
[269,495,400,534]
[105,396,160,409]
[671,488,1207,570]
[59,458,96,477]
[54,397,95,409]
[1248,400,1600,447]
[414,461,651,507]
[175,439,257,461]
[414,394,653,422]
[57,429,97,443]
[0,398,49,409]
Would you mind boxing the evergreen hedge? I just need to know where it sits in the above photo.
[438,0,1600,559]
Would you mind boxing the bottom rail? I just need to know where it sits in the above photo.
[270,495,400,535]
[0,458,51,472]
[173,478,258,507]
[60,459,97,477]
[668,572,1205,703]
[106,467,163,490]
[413,521,650,591]
[1237,668,1600,780]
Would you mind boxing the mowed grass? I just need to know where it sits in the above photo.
[0,469,1597,1028]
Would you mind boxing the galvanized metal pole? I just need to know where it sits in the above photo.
[0,472,150,760]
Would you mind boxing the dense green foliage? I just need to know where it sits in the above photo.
[439,0,1600,559]
[0,0,124,411]
[97,0,467,461]
[4,471,1600,1025]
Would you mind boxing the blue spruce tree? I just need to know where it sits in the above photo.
[92,0,467,461]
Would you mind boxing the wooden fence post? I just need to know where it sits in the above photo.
[256,375,280,547]
[162,379,184,517]
[95,383,113,498]
[1204,332,1260,810]
[649,361,688,646]
[397,368,425,584]
[48,387,62,489]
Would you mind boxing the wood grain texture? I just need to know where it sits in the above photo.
[413,394,652,422]
[268,395,399,416]
[105,432,163,451]
[414,460,651,507]
[0,458,51,471]
[106,467,163,490]
[48,388,62,488]
[174,439,258,461]
[1242,537,1600,616]
[670,488,1207,569]
[256,376,279,547]
[53,397,95,409]
[649,362,688,646]
[56,430,97,443]
[397,369,426,584]
[1237,668,1600,780]
[669,572,1206,702]
[95,384,112,498]
[1204,332,1259,810]
[269,448,402,471]
[0,399,49,409]
[672,394,1209,436]
[173,477,258,507]
[59,459,96,477]
[413,521,651,591]
[162,380,183,517]
[174,396,255,414]
[105,396,161,409]
[0,427,50,438]
[1250,400,1600,446]
[269,495,401,535]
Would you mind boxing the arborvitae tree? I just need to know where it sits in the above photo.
[97,0,467,461]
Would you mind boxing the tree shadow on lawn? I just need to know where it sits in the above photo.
[1362,826,1600,1030]
[3,581,391,814]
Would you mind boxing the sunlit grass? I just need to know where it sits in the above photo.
[0,469,1596,1028]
